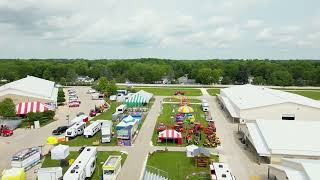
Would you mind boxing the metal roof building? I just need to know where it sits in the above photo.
[268,158,320,180]
[217,84,320,122]
[0,75,58,105]
[240,120,320,163]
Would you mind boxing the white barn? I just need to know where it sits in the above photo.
[268,158,320,180]
[217,84,320,122]
[240,120,320,163]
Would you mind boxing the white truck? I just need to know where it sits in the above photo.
[11,147,41,170]
[202,100,209,112]
[83,121,102,138]
[99,120,113,143]
[65,122,86,138]
[63,147,97,180]
[37,167,63,180]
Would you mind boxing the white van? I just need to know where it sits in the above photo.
[84,121,102,138]
[202,100,209,112]
[65,122,86,138]
[116,105,127,114]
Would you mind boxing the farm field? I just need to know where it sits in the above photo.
[133,87,202,96]
[42,151,127,180]
[147,151,218,180]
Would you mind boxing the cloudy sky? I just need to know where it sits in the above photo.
[0,0,319,59]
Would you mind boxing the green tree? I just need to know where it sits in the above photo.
[0,98,16,117]
[96,77,108,92]
[270,70,293,86]
[253,76,266,85]
[104,80,118,97]
[196,68,214,84]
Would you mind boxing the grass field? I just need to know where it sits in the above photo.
[42,151,127,180]
[91,101,121,121]
[133,87,202,96]
[286,90,320,100]
[152,104,208,147]
[163,97,201,103]
[206,89,220,96]
[147,151,218,180]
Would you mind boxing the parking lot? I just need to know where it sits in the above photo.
[0,86,104,176]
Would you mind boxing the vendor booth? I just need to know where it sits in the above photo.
[116,115,140,146]
[158,129,183,145]
[16,102,48,116]
[51,145,70,160]
[125,90,153,107]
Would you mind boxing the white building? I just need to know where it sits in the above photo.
[268,158,320,180]
[240,120,320,163]
[0,75,58,105]
[217,84,320,122]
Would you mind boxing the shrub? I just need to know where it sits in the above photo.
[27,110,55,124]
[0,98,16,117]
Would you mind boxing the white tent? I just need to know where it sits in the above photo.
[186,144,199,157]
[51,144,70,160]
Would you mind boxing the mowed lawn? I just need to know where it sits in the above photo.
[286,90,320,100]
[133,87,202,96]
[42,151,127,180]
[152,103,208,146]
[163,97,201,103]
[147,151,218,180]
[206,88,220,96]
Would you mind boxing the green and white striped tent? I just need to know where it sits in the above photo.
[125,93,147,107]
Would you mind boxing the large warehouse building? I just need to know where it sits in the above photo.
[0,76,58,105]
[217,84,320,122]
[268,158,320,180]
[240,120,320,163]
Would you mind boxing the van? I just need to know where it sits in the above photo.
[65,122,86,138]
[201,100,209,112]
[83,121,102,138]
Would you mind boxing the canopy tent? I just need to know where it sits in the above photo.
[158,129,183,144]
[125,94,147,107]
[122,115,135,123]
[186,144,199,157]
[16,102,48,115]
[51,144,70,160]
[178,105,194,113]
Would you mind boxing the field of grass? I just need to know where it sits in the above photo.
[133,87,202,96]
[286,90,320,100]
[163,97,201,103]
[91,101,121,121]
[206,88,220,96]
[42,151,127,180]
[152,104,208,147]
[147,151,218,180]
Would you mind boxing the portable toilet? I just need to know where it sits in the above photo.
[2,168,25,180]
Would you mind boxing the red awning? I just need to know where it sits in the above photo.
[16,102,48,115]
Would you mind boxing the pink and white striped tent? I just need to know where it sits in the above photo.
[158,129,183,144]
[16,102,48,115]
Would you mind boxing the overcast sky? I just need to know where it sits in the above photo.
[0,0,319,59]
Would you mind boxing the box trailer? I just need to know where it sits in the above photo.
[83,121,102,138]
[69,115,89,126]
[37,167,62,180]
[11,147,41,170]
[65,122,86,138]
[102,156,122,180]
[63,147,97,180]
[99,120,113,143]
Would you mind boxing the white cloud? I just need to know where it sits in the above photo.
[207,16,233,26]
[256,28,273,41]
[245,19,263,28]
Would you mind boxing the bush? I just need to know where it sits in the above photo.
[57,88,65,103]
[27,110,55,124]
[0,98,16,117]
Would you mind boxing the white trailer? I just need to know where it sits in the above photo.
[37,167,63,180]
[83,121,102,138]
[11,147,41,170]
[63,147,97,180]
[102,156,122,180]
[116,104,127,114]
[70,115,89,125]
[65,122,86,138]
[99,120,113,143]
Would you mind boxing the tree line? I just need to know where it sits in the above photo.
[0,59,320,86]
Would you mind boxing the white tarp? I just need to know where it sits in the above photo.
[51,145,69,160]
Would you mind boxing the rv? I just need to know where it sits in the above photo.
[83,121,102,138]
[65,122,86,138]
[99,120,113,143]
[70,115,89,125]
[63,147,97,180]
[202,100,209,112]
[37,167,63,180]
[102,156,122,180]
[11,147,41,170]
[116,104,127,114]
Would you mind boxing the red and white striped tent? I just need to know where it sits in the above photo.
[16,102,48,115]
[158,129,183,144]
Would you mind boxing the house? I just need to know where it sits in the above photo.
[177,75,196,84]
[240,120,320,163]
[0,75,58,105]
[76,76,94,83]
[217,84,320,123]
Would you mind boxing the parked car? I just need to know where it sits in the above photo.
[52,126,69,135]
[0,125,13,137]
[89,109,97,117]
[69,99,81,104]
[69,102,80,107]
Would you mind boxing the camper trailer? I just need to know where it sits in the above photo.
[102,156,122,180]
[202,100,209,112]
[116,105,127,114]
[99,120,113,143]
[65,122,86,138]
[63,147,97,180]
[37,167,63,180]
[70,115,89,125]
[11,147,41,170]
[83,121,102,138]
